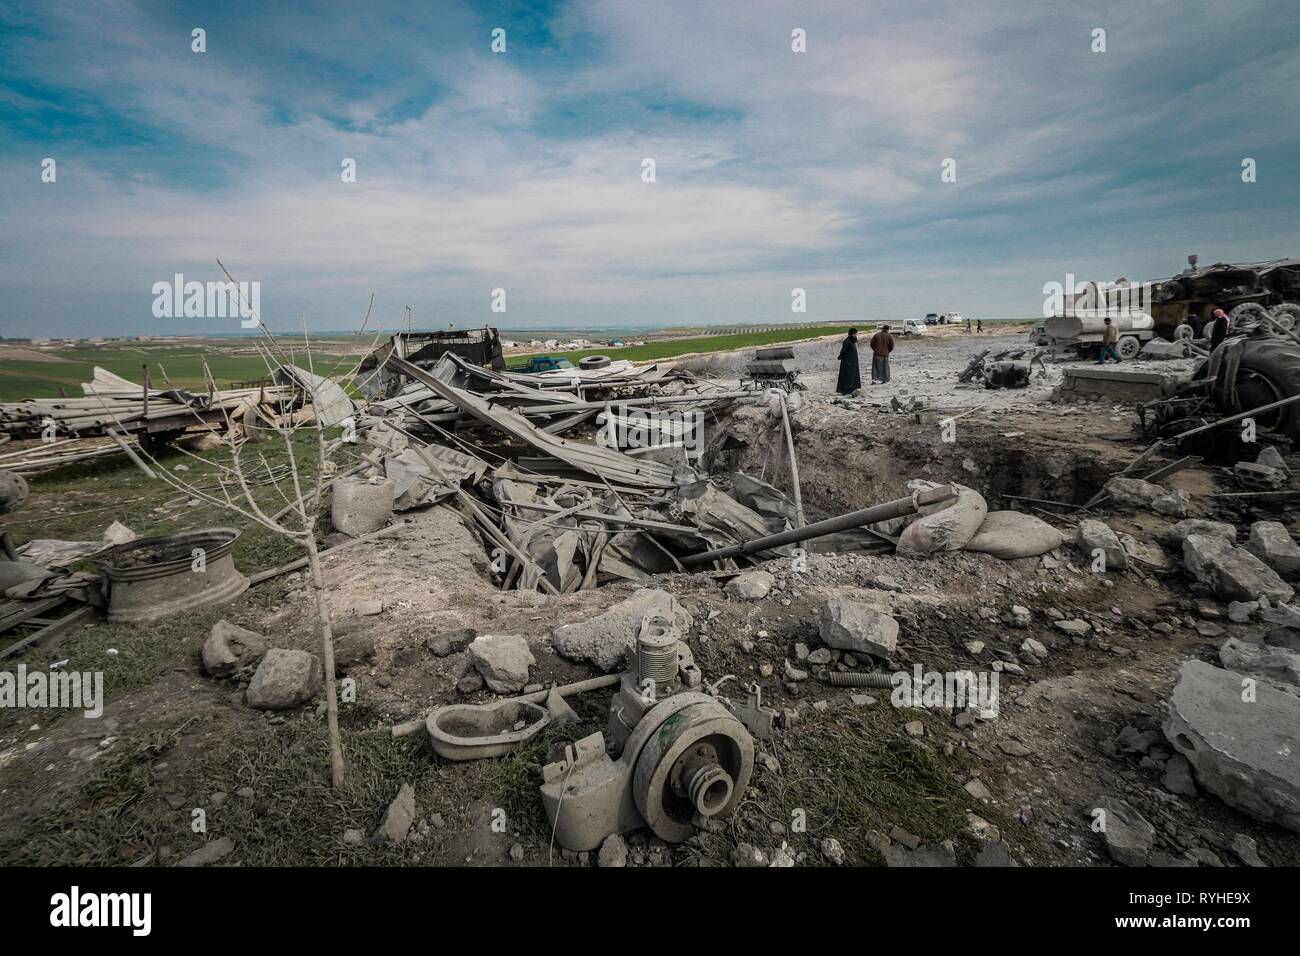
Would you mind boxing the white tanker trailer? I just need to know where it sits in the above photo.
[1043,310,1156,360]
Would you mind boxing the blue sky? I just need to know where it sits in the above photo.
[1,0,1298,337]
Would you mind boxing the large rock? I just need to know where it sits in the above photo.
[245,648,320,709]
[1161,519,1236,549]
[1245,521,1300,577]
[724,570,774,601]
[1075,518,1127,572]
[202,621,268,678]
[1089,797,1155,866]
[1164,660,1300,832]
[1183,534,1294,604]
[1234,461,1288,490]
[1219,637,1300,689]
[819,596,898,659]
[1104,477,1186,516]
[551,588,692,672]
[467,634,535,694]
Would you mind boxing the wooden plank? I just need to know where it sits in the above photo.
[0,604,95,660]
[0,596,66,635]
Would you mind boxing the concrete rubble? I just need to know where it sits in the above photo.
[1183,534,1294,604]
[818,595,899,659]
[551,588,691,671]
[1165,661,1300,833]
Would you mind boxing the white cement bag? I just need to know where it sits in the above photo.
[896,482,988,557]
[964,510,1064,560]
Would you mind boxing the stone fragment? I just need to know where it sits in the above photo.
[427,627,476,657]
[372,783,416,845]
[1245,521,1300,577]
[467,634,535,694]
[724,570,774,600]
[1184,534,1294,604]
[819,596,898,659]
[202,621,268,678]
[1219,637,1300,688]
[1090,797,1155,866]
[1076,519,1127,571]
[245,649,320,710]
[1164,660,1300,832]
[598,833,628,867]
[551,589,691,671]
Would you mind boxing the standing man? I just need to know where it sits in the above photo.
[869,324,895,383]
[836,327,861,395]
[976,318,983,333]
[1207,308,1231,350]
[1097,316,1121,364]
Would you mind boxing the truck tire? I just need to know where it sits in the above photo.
[579,355,611,370]
[1228,338,1300,440]
[1230,302,1269,325]
[1268,303,1299,332]
[1118,335,1141,359]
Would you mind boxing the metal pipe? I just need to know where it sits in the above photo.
[777,392,805,528]
[680,484,957,567]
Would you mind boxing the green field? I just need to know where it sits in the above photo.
[0,344,356,402]
[509,324,849,367]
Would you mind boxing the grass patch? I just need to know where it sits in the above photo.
[684,705,1002,866]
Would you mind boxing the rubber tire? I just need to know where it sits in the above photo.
[578,355,611,370]
[1174,324,1193,342]
[1118,336,1141,360]
[1230,302,1270,324]
[1228,337,1300,440]
[1268,303,1300,332]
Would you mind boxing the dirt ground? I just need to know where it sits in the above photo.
[1,330,1296,868]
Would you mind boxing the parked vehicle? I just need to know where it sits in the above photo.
[924,313,940,326]
[511,355,575,374]
[1044,310,1155,360]
[901,319,926,336]
[943,312,964,326]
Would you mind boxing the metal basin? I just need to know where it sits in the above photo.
[426,699,550,761]
[99,527,249,624]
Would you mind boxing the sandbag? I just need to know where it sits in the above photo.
[896,482,988,558]
[965,510,1064,559]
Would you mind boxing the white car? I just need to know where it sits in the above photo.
[901,319,926,336]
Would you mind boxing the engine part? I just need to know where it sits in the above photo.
[722,682,779,740]
[539,614,753,851]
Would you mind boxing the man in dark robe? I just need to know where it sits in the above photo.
[1207,308,1231,351]
[869,324,895,383]
[836,328,861,394]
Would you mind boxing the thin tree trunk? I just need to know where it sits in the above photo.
[305,530,346,787]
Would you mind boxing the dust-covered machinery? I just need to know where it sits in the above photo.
[540,613,755,851]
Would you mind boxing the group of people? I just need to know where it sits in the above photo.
[835,325,894,395]
[839,305,1237,390]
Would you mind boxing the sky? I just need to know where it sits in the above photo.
[1,0,1298,338]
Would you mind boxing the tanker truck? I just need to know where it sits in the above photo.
[1043,310,1156,361]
